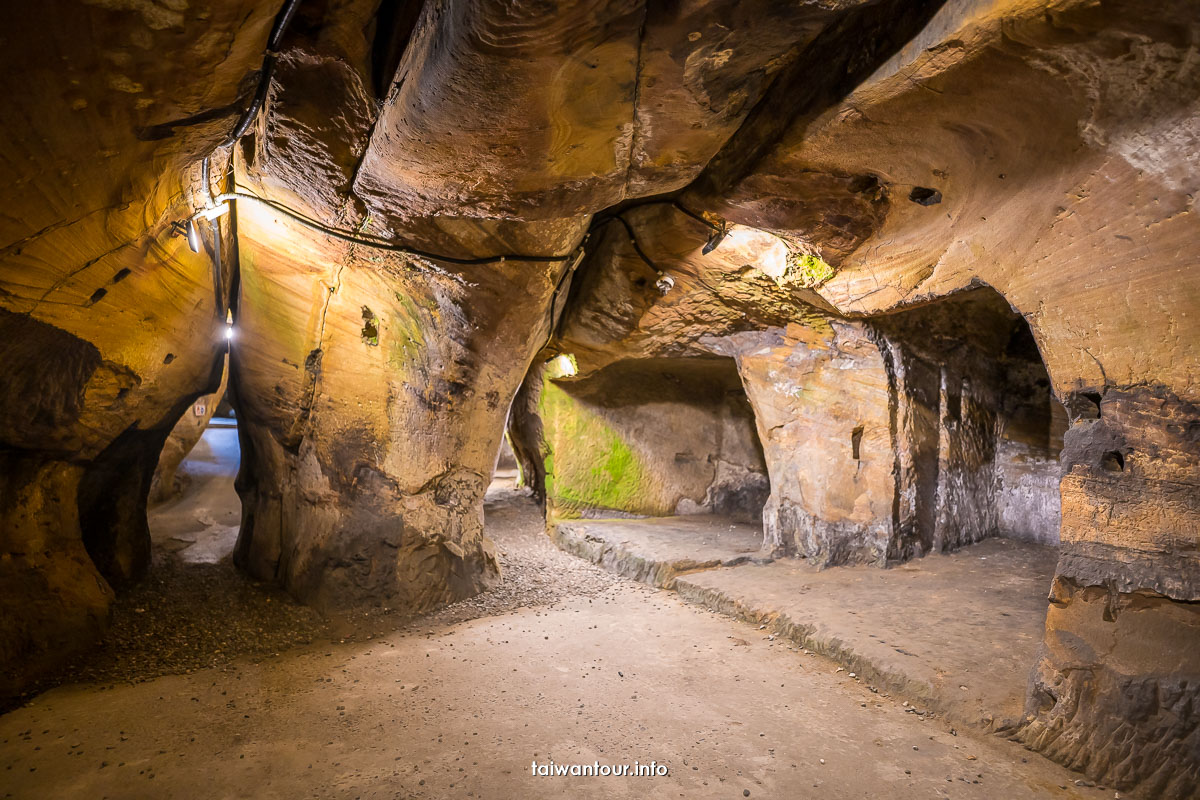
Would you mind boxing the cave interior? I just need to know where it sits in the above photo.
[1,0,1198,797]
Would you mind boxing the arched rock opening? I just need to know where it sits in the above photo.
[536,356,769,524]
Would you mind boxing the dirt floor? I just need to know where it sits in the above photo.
[0,432,1111,799]
[555,516,1058,732]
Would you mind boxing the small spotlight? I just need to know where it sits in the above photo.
[185,219,201,253]
[701,222,727,255]
[655,272,675,295]
[224,324,234,341]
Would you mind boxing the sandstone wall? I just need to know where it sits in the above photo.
[539,358,768,523]
[0,0,275,696]
[230,198,580,611]
[724,323,895,563]
[149,356,230,504]
[0,0,1196,788]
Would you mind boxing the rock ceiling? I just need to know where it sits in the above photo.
[0,0,1198,794]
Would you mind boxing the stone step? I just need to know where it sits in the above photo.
[552,521,1056,733]
[551,516,769,589]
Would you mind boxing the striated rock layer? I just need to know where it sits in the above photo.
[0,0,272,696]
[0,0,1196,793]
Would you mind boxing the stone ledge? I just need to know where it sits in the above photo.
[552,520,1057,733]
[551,516,768,589]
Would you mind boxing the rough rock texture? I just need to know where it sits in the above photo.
[0,0,271,696]
[1015,388,1200,797]
[555,280,1062,568]
[353,0,872,219]
[1,0,1198,790]
[1018,577,1200,800]
[148,356,229,504]
[717,321,895,563]
[1057,389,1200,600]
[541,1,1200,786]
[538,357,768,521]
[230,198,579,611]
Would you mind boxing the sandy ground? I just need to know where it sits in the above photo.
[554,516,1057,732]
[0,431,1110,799]
[150,421,242,565]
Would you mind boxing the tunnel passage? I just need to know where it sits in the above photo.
[145,366,241,566]
[870,287,1066,559]
[724,287,1066,567]
[533,356,770,526]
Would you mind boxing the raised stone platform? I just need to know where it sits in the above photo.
[552,519,1057,732]
[675,538,1057,731]
[551,516,767,588]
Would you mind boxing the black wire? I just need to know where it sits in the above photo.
[267,0,301,48]
[222,0,302,147]
[593,210,730,299]
[598,215,662,274]
[590,199,720,235]
[223,56,277,145]
[228,190,578,264]
[670,201,720,231]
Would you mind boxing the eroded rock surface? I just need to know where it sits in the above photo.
[538,357,768,521]
[1,0,1197,793]
[0,0,269,694]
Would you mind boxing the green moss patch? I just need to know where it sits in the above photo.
[539,379,651,516]
[787,252,836,288]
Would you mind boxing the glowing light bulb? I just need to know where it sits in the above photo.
[224,324,234,341]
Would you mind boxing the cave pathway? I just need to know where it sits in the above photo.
[0,482,1104,799]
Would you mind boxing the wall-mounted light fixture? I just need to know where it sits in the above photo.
[701,221,728,254]
[185,219,201,253]
[172,218,203,253]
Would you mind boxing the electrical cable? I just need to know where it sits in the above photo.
[189,0,579,267]
[590,199,721,234]
[222,0,302,147]
[209,190,579,264]
[593,210,731,299]
[193,0,713,270]
[595,215,664,274]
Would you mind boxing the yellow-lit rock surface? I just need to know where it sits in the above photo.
[230,197,581,610]
[0,0,1197,793]
[0,0,273,696]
